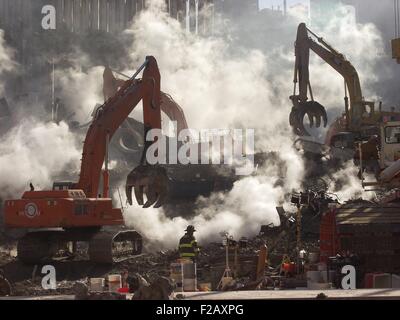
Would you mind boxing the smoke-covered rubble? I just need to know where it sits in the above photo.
[0,0,395,298]
[0,219,319,297]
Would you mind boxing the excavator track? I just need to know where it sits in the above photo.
[17,231,63,264]
[17,229,142,265]
[88,229,142,264]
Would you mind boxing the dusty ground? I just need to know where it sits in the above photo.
[0,239,178,296]
[0,224,319,297]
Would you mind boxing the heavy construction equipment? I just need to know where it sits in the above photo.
[290,23,400,141]
[3,56,184,264]
[100,66,190,173]
[356,120,400,189]
[81,62,240,211]
[316,1,400,283]
[103,65,189,135]
[293,121,400,279]
[284,18,400,286]
[320,198,400,277]
[126,164,237,208]
[103,65,237,209]
[288,186,400,280]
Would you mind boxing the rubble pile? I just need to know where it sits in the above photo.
[0,226,319,298]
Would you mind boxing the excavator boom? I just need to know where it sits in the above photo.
[290,23,365,136]
[77,56,161,198]
[3,56,174,264]
[103,66,189,135]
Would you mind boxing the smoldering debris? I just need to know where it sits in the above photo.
[0,0,397,299]
[0,224,318,297]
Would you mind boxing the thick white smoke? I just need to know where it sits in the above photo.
[120,0,304,248]
[327,161,376,202]
[307,5,388,120]
[125,2,292,132]
[0,2,386,249]
[0,120,81,200]
[0,29,17,95]
[121,152,303,249]
[55,64,104,123]
[0,30,81,202]
[117,1,388,249]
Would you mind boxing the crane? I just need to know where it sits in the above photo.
[3,56,183,264]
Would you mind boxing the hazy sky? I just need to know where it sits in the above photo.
[259,0,310,10]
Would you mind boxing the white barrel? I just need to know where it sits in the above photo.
[182,261,197,292]
[108,274,122,293]
[90,278,105,292]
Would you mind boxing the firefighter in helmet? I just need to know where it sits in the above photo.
[179,225,200,261]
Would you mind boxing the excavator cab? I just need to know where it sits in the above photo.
[381,122,400,165]
[3,57,166,264]
[358,121,400,187]
[53,182,75,190]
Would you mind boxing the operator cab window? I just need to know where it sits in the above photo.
[385,126,400,144]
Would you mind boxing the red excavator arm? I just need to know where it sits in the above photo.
[76,56,162,198]
[3,56,180,264]
[103,66,189,135]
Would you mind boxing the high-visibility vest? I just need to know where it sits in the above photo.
[179,234,199,258]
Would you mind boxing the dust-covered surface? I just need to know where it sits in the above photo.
[0,0,397,299]
[0,229,318,297]
[0,0,390,248]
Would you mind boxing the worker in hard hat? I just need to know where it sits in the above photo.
[178,225,200,261]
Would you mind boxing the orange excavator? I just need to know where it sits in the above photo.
[3,56,185,264]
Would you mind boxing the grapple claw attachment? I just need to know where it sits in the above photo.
[143,187,158,208]
[153,191,167,208]
[134,185,144,206]
[125,164,237,209]
[126,166,168,208]
[289,101,328,136]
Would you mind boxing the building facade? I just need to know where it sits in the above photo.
[0,0,215,36]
